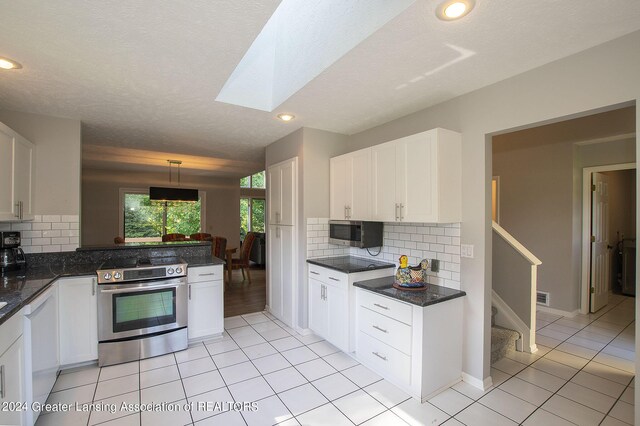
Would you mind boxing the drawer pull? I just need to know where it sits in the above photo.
[373,303,389,310]
[198,273,216,276]
[372,325,388,333]
[310,271,320,275]
[372,352,387,361]
[328,277,340,282]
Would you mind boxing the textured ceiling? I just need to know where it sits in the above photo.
[1,0,640,177]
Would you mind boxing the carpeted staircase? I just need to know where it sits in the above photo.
[491,306,520,364]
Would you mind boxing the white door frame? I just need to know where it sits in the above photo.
[580,162,636,314]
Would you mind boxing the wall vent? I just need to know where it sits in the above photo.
[536,291,550,306]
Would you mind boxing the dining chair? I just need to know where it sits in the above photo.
[162,233,186,242]
[189,232,213,241]
[114,236,125,244]
[230,232,257,283]
[212,236,227,260]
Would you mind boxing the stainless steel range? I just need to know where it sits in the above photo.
[96,256,188,366]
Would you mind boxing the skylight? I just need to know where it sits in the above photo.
[216,0,415,112]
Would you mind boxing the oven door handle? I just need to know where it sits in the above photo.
[98,282,185,294]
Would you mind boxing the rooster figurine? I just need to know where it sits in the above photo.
[395,255,430,287]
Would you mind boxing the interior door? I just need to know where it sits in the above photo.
[590,172,610,312]
[279,159,295,226]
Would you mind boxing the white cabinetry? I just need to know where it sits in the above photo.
[188,265,224,340]
[267,157,298,327]
[307,264,394,352]
[355,288,463,401]
[329,148,371,220]
[372,128,461,223]
[268,158,296,226]
[0,311,25,426]
[0,122,35,221]
[58,276,98,365]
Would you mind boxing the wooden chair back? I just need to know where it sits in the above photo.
[212,236,227,259]
[114,237,125,244]
[162,233,186,242]
[240,232,257,263]
[190,233,213,241]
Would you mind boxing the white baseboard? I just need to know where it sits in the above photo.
[537,305,580,318]
[462,372,493,391]
[295,327,313,336]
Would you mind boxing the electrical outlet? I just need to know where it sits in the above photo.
[430,259,439,273]
[461,244,474,258]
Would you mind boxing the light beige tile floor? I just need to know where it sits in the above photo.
[36,294,635,425]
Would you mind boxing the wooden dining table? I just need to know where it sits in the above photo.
[225,247,237,284]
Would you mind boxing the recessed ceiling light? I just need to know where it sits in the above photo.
[277,113,295,122]
[436,0,475,21]
[0,57,22,70]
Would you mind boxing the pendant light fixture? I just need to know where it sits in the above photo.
[149,160,199,202]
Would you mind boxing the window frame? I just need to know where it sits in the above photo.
[240,171,266,189]
[119,188,206,242]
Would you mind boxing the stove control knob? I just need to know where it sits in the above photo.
[175,267,183,274]
[167,267,175,275]
[103,272,112,280]
[114,272,122,280]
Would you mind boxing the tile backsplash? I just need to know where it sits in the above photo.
[0,215,80,253]
[307,218,461,290]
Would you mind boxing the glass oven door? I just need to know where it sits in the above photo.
[97,278,188,341]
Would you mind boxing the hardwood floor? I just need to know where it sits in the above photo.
[223,265,266,318]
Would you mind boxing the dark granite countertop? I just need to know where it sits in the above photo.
[307,256,395,274]
[0,263,100,326]
[77,241,210,251]
[0,254,224,326]
[353,276,466,307]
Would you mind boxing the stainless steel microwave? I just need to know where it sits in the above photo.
[328,220,383,248]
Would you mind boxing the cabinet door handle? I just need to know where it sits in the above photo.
[372,325,388,333]
[188,285,192,300]
[275,212,280,224]
[344,205,348,219]
[400,203,404,221]
[310,271,320,275]
[372,352,387,361]
[347,206,351,219]
[0,365,5,399]
[328,277,339,282]
[92,278,96,296]
[15,203,20,219]
[373,303,389,310]
[395,203,399,221]
[320,285,324,300]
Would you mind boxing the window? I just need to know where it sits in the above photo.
[240,197,265,239]
[120,189,204,242]
[240,171,265,189]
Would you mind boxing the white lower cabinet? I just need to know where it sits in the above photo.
[0,312,25,426]
[58,276,98,365]
[188,265,224,340]
[307,263,394,353]
[355,288,463,401]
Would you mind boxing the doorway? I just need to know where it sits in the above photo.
[581,164,637,314]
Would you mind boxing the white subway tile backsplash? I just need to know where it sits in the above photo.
[8,215,80,253]
[306,218,461,290]
[32,222,52,231]
[0,224,10,231]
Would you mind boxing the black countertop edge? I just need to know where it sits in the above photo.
[0,255,224,326]
[353,276,466,307]
[306,256,396,274]
[77,241,211,251]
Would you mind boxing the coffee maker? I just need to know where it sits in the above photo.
[0,231,26,274]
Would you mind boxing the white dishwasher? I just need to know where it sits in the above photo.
[23,284,59,426]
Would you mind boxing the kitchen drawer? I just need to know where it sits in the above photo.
[358,289,412,325]
[357,330,410,385]
[308,264,327,282]
[188,265,223,283]
[325,270,348,290]
[358,306,411,355]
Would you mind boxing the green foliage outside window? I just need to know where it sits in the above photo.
[124,193,201,239]
[251,171,265,188]
[240,197,265,239]
[240,176,250,188]
[240,198,249,240]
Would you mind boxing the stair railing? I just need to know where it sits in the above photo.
[492,221,542,353]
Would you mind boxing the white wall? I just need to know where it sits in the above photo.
[346,30,640,386]
[82,168,240,248]
[0,109,81,215]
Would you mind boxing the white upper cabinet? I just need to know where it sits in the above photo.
[329,148,371,221]
[369,128,461,223]
[268,157,296,226]
[0,122,35,221]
